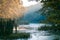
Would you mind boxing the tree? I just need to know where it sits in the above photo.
[39,0,60,26]
[0,0,26,36]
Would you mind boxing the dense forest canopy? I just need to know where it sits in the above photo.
[37,0,60,25]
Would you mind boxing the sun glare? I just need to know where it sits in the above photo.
[22,0,38,7]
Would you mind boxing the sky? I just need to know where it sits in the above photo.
[22,0,40,7]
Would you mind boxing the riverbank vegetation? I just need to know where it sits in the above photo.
[37,0,60,31]
[38,25,60,31]
[0,33,30,39]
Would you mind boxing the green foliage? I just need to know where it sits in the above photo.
[8,33,30,39]
[0,33,30,39]
[40,0,60,24]
[38,25,60,31]
[0,18,15,36]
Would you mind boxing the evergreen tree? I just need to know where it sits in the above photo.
[39,0,60,26]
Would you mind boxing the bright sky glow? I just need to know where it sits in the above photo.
[22,0,38,7]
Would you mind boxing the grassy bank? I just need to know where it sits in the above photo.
[38,26,60,31]
[0,33,30,39]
